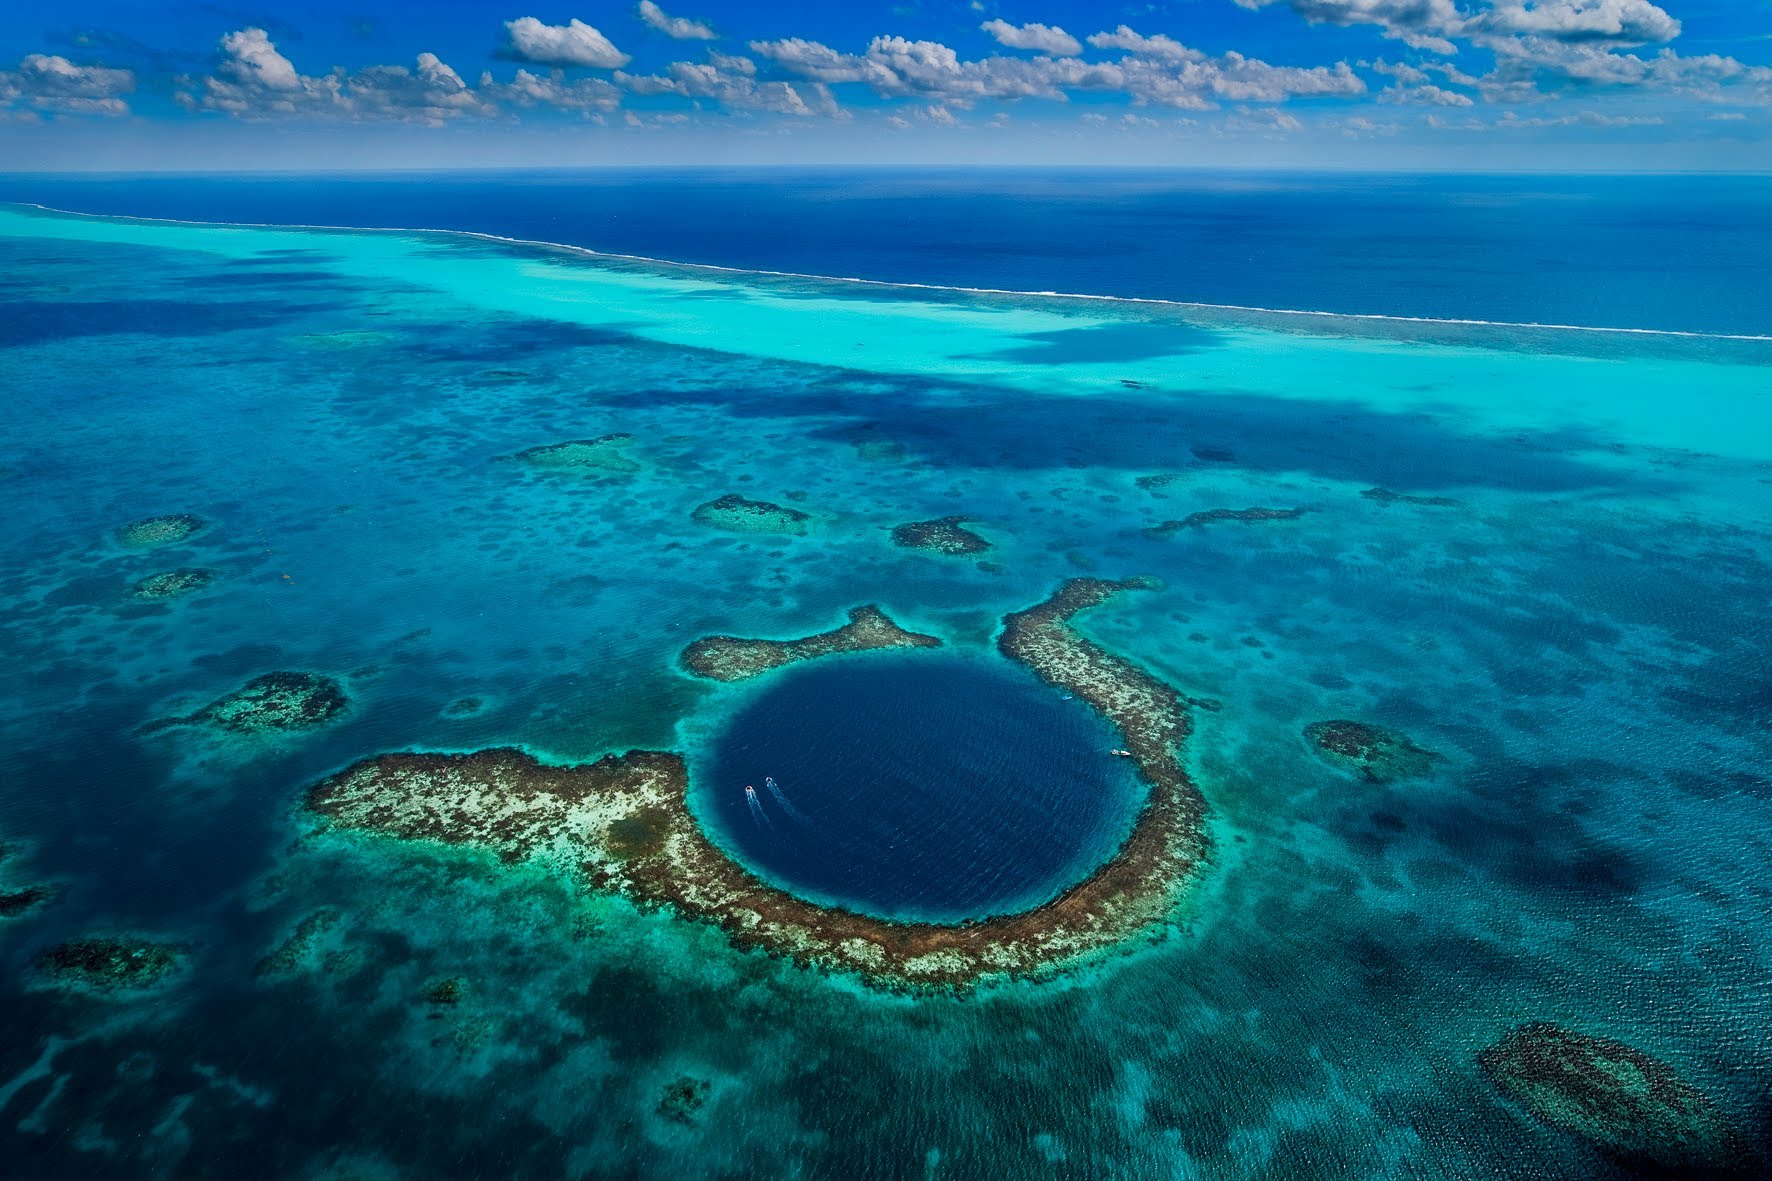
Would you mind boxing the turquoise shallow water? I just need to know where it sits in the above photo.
[0,202,1770,1178]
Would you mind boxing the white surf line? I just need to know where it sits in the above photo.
[13,201,1772,345]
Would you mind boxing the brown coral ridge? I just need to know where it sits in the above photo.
[680,605,940,683]
[1361,487,1461,507]
[1146,507,1305,536]
[306,578,1207,989]
[890,516,992,556]
[1479,1022,1751,1173]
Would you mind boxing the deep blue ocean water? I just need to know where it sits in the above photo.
[699,651,1144,922]
[3,170,1769,335]
[0,174,1769,1179]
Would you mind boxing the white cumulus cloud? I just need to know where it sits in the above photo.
[177,28,494,124]
[481,67,620,114]
[1232,0,1466,54]
[1234,0,1680,55]
[638,2,715,40]
[504,17,630,68]
[1381,82,1476,105]
[0,53,134,116]
[1087,26,1201,63]
[752,30,1359,110]
[1471,1,1679,45]
[1498,107,1665,126]
[980,20,1081,57]
[618,55,841,116]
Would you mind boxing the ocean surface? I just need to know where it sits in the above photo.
[0,172,1769,1179]
[701,651,1147,924]
[4,170,1771,336]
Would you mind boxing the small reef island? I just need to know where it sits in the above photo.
[305,579,1209,989]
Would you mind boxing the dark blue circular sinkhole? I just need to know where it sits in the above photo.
[696,650,1147,924]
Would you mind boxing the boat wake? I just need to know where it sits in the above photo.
[763,776,809,824]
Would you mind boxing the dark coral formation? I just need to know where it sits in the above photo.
[296,331,389,350]
[890,516,992,556]
[681,606,940,683]
[853,438,907,462]
[0,839,55,920]
[503,435,638,474]
[1134,473,1188,495]
[425,977,465,1006]
[38,937,186,991]
[691,494,811,535]
[1146,507,1305,536]
[305,579,1208,989]
[1479,1023,1746,1171]
[1304,720,1438,783]
[1361,487,1462,507]
[254,908,342,978]
[131,568,217,600]
[0,884,55,918]
[658,1076,711,1124]
[157,672,349,735]
[116,514,206,549]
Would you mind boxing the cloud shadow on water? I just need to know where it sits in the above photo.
[602,367,1666,494]
[0,297,350,349]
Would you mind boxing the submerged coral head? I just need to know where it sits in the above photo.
[116,513,207,549]
[38,936,187,991]
[1479,1022,1748,1172]
[691,493,811,535]
[150,671,350,735]
[890,516,992,555]
[1304,719,1437,783]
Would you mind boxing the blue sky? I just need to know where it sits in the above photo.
[1,2,1769,170]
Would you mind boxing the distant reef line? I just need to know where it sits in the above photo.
[13,204,1770,359]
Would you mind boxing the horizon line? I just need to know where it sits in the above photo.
[4,163,1772,179]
